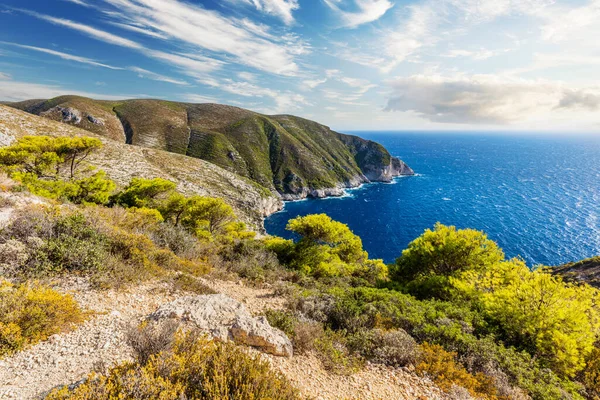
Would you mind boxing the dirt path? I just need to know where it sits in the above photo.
[0,277,446,400]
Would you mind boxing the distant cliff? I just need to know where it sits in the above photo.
[7,96,414,200]
[553,256,600,288]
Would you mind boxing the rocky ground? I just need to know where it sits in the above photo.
[0,275,447,399]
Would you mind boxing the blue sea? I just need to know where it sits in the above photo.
[265,133,600,267]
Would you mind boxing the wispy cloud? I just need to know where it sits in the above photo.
[129,67,188,85]
[0,76,129,102]
[98,0,305,75]
[1,42,123,70]
[181,93,220,103]
[20,9,144,49]
[303,78,327,89]
[60,0,92,7]
[106,22,168,39]
[228,0,300,25]
[324,0,394,28]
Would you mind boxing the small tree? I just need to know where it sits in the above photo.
[0,136,103,179]
[391,223,505,298]
[280,214,386,282]
[0,136,114,204]
[481,270,600,377]
[111,177,176,209]
[179,196,236,236]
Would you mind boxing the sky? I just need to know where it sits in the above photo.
[0,0,599,132]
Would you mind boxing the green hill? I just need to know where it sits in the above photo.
[7,96,413,199]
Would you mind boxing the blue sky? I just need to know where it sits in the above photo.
[0,0,599,131]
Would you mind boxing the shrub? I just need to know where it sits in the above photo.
[314,329,364,375]
[416,343,498,399]
[347,328,420,367]
[126,320,179,365]
[270,214,387,284]
[46,332,301,400]
[217,239,287,283]
[0,205,210,285]
[292,286,582,399]
[265,309,324,355]
[582,346,600,399]
[170,273,216,295]
[0,279,83,357]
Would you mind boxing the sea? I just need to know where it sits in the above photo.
[264,132,600,267]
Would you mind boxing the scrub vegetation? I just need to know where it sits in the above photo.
[1,135,598,399]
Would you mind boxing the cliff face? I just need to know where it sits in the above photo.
[553,256,600,288]
[8,97,414,200]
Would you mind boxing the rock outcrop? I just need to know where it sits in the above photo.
[147,294,293,357]
[553,256,600,288]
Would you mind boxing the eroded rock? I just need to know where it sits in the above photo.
[147,294,293,357]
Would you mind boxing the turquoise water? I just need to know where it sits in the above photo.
[264,133,600,266]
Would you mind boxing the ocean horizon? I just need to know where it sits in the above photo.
[265,131,600,267]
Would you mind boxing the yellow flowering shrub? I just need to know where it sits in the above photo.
[0,280,83,357]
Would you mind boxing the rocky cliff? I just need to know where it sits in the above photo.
[7,96,414,200]
[553,256,600,288]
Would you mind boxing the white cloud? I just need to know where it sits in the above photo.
[60,0,92,7]
[0,72,11,80]
[303,78,327,89]
[332,0,553,73]
[0,77,128,102]
[324,0,394,28]
[21,9,144,49]
[209,79,309,113]
[106,22,168,39]
[98,0,304,76]
[442,48,509,61]
[237,71,257,81]
[556,89,600,111]
[384,74,566,124]
[144,50,223,77]
[230,0,300,25]
[181,93,220,103]
[540,0,600,43]
[1,42,123,70]
[129,67,188,85]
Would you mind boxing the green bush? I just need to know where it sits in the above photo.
[0,205,210,285]
[46,331,301,400]
[0,136,114,204]
[292,286,582,399]
[314,329,364,375]
[268,214,387,284]
[0,279,83,357]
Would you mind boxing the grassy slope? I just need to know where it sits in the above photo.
[0,105,280,231]
[7,97,409,195]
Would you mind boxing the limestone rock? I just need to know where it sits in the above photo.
[147,294,293,357]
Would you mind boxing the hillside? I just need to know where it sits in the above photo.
[554,256,600,288]
[7,96,413,199]
[0,105,280,230]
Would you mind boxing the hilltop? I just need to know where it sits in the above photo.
[0,105,279,230]
[6,96,413,200]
